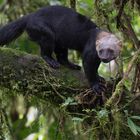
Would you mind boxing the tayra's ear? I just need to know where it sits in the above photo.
[96,40,101,47]
[116,40,123,49]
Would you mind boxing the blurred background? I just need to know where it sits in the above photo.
[0,0,140,140]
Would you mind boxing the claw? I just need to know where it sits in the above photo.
[43,56,60,69]
[98,76,106,83]
[92,81,106,95]
[64,62,81,70]
[92,84,102,95]
[58,59,81,70]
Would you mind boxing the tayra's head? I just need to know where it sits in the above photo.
[96,31,122,63]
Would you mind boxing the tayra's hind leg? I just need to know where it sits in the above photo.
[27,28,60,69]
[39,40,60,69]
[42,55,60,69]
[55,47,81,70]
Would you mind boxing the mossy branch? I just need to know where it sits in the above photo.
[0,47,117,110]
[0,47,89,104]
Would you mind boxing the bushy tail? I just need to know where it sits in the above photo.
[0,17,27,45]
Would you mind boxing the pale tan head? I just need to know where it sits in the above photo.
[96,31,122,63]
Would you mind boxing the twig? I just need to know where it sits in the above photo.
[105,48,140,108]
[116,92,140,112]
[116,0,128,28]
[122,12,140,49]
[121,12,140,98]
[0,0,8,11]
[95,0,111,31]
[130,65,138,93]
[42,67,66,100]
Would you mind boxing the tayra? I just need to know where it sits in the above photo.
[0,6,122,93]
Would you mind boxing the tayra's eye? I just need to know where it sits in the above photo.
[108,49,114,54]
[99,49,103,55]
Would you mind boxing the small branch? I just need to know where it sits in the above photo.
[116,0,128,28]
[122,12,140,49]
[131,92,140,102]
[116,11,140,96]
[42,68,66,100]
[116,92,140,112]
[105,48,140,108]
[94,0,111,31]
[0,0,8,11]
[130,65,139,93]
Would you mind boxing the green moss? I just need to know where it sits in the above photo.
[59,68,80,86]
[0,48,83,104]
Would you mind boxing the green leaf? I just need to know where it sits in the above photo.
[127,118,138,135]
[97,109,108,118]
[61,97,74,107]
[136,125,140,132]
[131,116,140,120]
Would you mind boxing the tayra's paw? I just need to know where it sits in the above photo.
[66,62,81,70]
[59,60,81,70]
[43,56,60,69]
[97,76,106,83]
[92,82,106,95]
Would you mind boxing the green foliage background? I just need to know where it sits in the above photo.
[0,0,140,140]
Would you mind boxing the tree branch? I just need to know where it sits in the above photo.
[105,48,140,108]
[122,12,140,49]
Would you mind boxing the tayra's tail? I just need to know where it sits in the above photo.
[0,17,27,45]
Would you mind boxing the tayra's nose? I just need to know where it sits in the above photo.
[101,58,110,63]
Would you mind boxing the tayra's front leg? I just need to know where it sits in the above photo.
[90,75,106,94]
[82,49,106,94]
[42,56,60,69]
[55,47,81,70]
